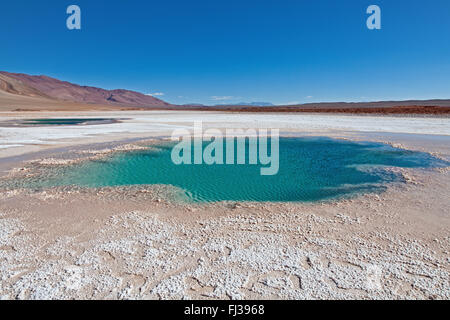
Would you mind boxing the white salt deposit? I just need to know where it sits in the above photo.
[0,111,449,150]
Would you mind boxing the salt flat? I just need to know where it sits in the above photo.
[0,110,448,300]
[0,111,449,157]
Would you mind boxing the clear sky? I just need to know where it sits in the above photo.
[1,0,449,105]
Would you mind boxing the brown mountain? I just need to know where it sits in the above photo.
[0,73,51,99]
[0,71,171,110]
[1,70,449,114]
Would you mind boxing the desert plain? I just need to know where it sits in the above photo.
[0,110,449,299]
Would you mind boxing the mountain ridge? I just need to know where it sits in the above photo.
[1,71,449,114]
[0,71,170,109]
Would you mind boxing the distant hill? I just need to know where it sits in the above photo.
[278,100,450,109]
[1,71,449,114]
[0,71,171,110]
[204,101,450,114]
[215,102,274,107]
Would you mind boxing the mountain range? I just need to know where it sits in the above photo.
[215,102,274,107]
[1,71,449,114]
[0,71,170,111]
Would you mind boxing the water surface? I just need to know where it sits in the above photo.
[12,137,449,202]
[21,118,116,125]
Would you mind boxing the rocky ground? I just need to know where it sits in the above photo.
[0,166,448,299]
[0,112,448,300]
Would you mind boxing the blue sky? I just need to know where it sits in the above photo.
[1,0,449,105]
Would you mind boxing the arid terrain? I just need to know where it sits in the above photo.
[1,71,450,114]
[1,0,450,302]
[0,111,449,300]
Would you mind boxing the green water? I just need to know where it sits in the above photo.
[22,118,113,125]
[14,137,449,202]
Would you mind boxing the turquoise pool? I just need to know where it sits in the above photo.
[13,137,449,202]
